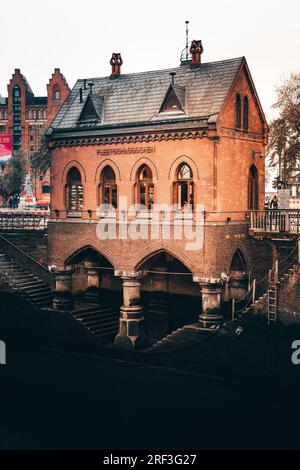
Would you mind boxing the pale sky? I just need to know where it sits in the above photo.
[1,0,299,120]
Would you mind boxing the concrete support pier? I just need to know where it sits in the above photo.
[52,266,74,310]
[114,271,146,351]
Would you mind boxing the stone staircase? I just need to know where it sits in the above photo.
[0,252,119,344]
[0,253,54,308]
[71,304,119,342]
[146,324,217,353]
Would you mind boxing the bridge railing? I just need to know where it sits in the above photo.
[250,210,300,234]
[0,212,49,232]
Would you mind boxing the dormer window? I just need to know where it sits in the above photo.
[159,84,186,115]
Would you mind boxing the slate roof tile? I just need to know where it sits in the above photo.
[51,57,244,131]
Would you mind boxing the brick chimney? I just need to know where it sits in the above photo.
[189,40,204,65]
[110,53,123,79]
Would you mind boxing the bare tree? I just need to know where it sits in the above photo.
[268,72,300,179]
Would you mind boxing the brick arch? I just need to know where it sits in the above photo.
[228,240,250,273]
[94,159,122,182]
[129,157,159,181]
[168,155,200,180]
[61,160,87,183]
[61,238,116,267]
[132,242,194,273]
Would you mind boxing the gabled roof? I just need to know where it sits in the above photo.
[51,57,245,131]
[77,94,104,126]
[157,84,186,116]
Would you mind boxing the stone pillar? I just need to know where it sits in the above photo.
[83,260,100,303]
[52,266,74,310]
[199,282,223,328]
[114,271,146,351]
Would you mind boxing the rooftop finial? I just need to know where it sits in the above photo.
[185,20,189,61]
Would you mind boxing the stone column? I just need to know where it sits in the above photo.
[83,260,100,303]
[114,271,146,351]
[198,281,223,328]
[52,266,74,310]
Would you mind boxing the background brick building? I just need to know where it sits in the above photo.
[0,68,70,204]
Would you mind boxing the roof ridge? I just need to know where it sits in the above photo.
[76,57,244,82]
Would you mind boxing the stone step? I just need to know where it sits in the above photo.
[17,282,48,290]
[73,307,115,319]
[78,312,118,325]
[93,326,119,337]
[26,289,52,299]
[88,319,119,331]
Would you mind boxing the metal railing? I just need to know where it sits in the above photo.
[0,234,54,287]
[250,210,300,234]
[0,212,48,232]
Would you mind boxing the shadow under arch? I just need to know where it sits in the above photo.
[61,240,116,268]
[134,245,195,274]
[136,248,198,346]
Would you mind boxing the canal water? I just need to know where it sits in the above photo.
[1,290,300,449]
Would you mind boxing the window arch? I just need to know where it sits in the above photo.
[243,96,249,131]
[65,167,84,211]
[173,163,194,209]
[230,249,246,273]
[135,164,154,209]
[53,84,61,103]
[248,165,259,210]
[99,165,117,208]
[235,94,241,129]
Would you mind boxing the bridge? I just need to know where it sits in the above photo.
[0,211,48,232]
[250,210,300,237]
[1,209,300,238]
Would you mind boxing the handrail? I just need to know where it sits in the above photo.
[0,234,52,274]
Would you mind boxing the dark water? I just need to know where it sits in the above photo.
[1,290,300,450]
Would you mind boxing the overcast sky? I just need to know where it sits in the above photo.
[1,0,299,120]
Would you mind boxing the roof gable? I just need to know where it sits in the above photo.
[77,94,104,126]
[158,84,186,114]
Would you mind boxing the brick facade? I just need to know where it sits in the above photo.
[46,47,269,348]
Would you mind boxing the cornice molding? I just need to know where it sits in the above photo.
[50,129,211,148]
[220,127,264,143]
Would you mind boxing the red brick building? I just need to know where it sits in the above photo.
[46,42,268,350]
[0,68,70,204]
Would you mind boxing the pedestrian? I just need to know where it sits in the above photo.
[270,195,278,209]
[265,196,270,210]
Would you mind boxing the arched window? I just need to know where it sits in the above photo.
[173,163,194,209]
[13,85,21,103]
[230,250,246,273]
[42,185,50,194]
[243,96,249,131]
[65,167,84,211]
[42,110,46,119]
[136,164,154,209]
[248,165,259,210]
[99,165,117,208]
[235,94,241,129]
[53,84,61,103]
